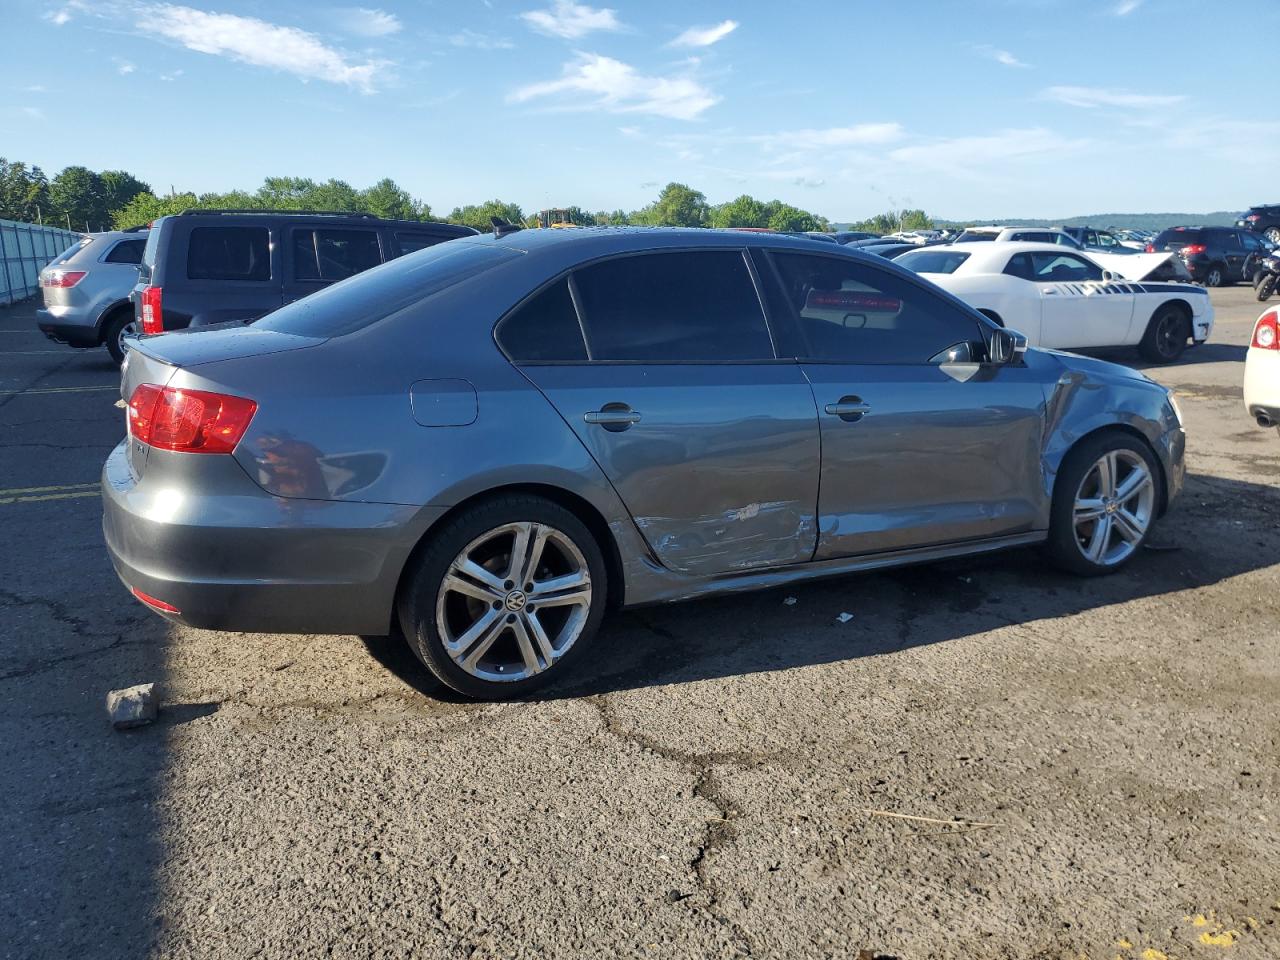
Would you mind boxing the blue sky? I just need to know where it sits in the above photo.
[5,0,1278,221]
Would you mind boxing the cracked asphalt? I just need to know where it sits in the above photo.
[1,291,1277,960]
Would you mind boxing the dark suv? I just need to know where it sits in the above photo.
[1148,226,1270,286]
[1237,204,1280,245]
[132,210,476,334]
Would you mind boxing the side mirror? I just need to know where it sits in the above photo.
[988,327,1029,364]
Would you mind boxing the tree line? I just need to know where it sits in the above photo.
[1,156,932,236]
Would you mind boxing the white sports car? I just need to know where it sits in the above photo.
[1245,307,1279,431]
[897,242,1214,363]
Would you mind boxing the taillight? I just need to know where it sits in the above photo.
[1245,214,1260,222]
[141,286,163,334]
[131,586,180,614]
[41,270,86,288]
[1252,310,1279,350]
[128,383,257,453]
[1181,244,1207,256]
[1144,244,1155,253]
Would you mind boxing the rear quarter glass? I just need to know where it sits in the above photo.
[253,241,520,338]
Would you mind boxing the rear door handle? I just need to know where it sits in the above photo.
[824,396,871,422]
[584,404,642,431]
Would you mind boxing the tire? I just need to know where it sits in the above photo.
[396,495,608,700]
[102,309,137,366]
[1044,432,1160,576]
[1203,263,1226,287]
[1256,273,1277,303]
[1137,304,1189,363]
[1265,227,1280,246]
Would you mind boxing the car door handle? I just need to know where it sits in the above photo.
[584,405,642,431]
[824,396,871,422]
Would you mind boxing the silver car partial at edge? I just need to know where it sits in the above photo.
[103,228,1186,699]
[37,228,148,364]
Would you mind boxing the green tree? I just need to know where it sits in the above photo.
[0,158,49,222]
[112,191,201,228]
[634,182,709,227]
[49,166,107,230]
[847,208,934,235]
[359,178,430,220]
[447,199,524,232]
[709,194,767,228]
[98,170,150,217]
[766,203,819,233]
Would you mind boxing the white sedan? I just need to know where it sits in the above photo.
[1245,307,1279,431]
[897,242,1214,363]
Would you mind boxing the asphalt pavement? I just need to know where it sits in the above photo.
[1,290,1276,959]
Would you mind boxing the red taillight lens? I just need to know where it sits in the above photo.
[1181,244,1207,255]
[1245,214,1260,222]
[41,270,86,288]
[141,285,163,334]
[1253,310,1279,350]
[127,383,257,453]
[131,586,180,614]
[1144,244,1155,253]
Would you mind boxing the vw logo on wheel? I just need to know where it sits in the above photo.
[504,590,528,612]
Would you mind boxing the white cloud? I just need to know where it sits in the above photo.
[1113,0,1143,14]
[116,60,136,74]
[45,8,72,25]
[1042,85,1185,109]
[889,127,1085,173]
[670,19,738,48]
[974,44,1028,68]
[136,3,389,93]
[159,68,184,81]
[756,123,904,151]
[520,1,622,39]
[449,29,514,50]
[510,53,717,120]
[333,7,401,37]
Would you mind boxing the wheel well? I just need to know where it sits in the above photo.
[1057,425,1169,515]
[1150,298,1192,333]
[394,483,627,616]
[96,301,133,343]
[977,308,1004,327]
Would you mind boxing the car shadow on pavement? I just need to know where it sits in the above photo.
[363,473,1279,703]
[1080,342,1248,369]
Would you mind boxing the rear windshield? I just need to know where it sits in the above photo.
[956,231,997,242]
[254,241,519,338]
[49,237,92,265]
[895,250,971,274]
[1154,228,1204,247]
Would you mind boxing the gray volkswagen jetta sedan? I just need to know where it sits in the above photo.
[104,227,1185,699]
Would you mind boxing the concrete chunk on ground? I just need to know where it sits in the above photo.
[106,683,158,729]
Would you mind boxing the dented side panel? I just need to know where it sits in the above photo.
[519,362,822,576]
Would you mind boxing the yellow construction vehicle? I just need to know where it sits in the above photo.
[536,208,577,229]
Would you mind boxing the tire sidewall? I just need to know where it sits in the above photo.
[399,496,608,700]
[1046,433,1161,576]
[1205,265,1224,287]
[1140,306,1188,363]
[103,311,132,365]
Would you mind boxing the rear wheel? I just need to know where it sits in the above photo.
[1138,304,1189,363]
[1045,433,1159,576]
[102,309,137,365]
[397,495,607,700]
[1256,273,1277,302]
[1203,263,1226,287]
[1265,227,1280,245]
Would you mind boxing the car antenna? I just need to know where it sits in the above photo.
[490,216,524,238]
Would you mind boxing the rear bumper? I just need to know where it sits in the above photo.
[101,441,442,635]
[37,309,100,348]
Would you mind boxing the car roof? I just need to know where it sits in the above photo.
[161,211,474,231]
[905,241,1101,272]
[464,225,869,254]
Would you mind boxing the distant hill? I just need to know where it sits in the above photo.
[932,211,1241,231]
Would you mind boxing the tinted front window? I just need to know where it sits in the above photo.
[255,241,518,338]
[895,250,971,274]
[187,227,270,281]
[292,228,381,281]
[496,279,587,363]
[572,251,774,362]
[105,238,145,264]
[1004,252,1103,283]
[395,232,449,256]
[769,252,982,364]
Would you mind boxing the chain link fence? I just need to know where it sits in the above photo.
[1,219,83,306]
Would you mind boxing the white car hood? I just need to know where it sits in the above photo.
[1090,251,1173,281]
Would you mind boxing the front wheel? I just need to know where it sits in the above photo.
[397,495,608,700]
[1138,305,1189,363]
[1256,273,1277,302]
[1265,227,1280,246]
[1045,434,1160,576]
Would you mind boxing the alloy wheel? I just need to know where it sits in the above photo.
[435,521,592,682]
[1154,313,1183,359]
[116,321,138,357]
[1072,450,1155,566]
[1206,267,1223,287]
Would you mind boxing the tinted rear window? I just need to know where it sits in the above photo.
[105,238,145,264]
[49,237,92,265]
[956,231,997,242]
[1154,228,1204,247]
[572,251,774,362]
[292,228,382,281]
[496,279,588,363]
[395,232,451,255]
[254,241,518,338]
[187,227,270,281]
[895,250,971,274]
